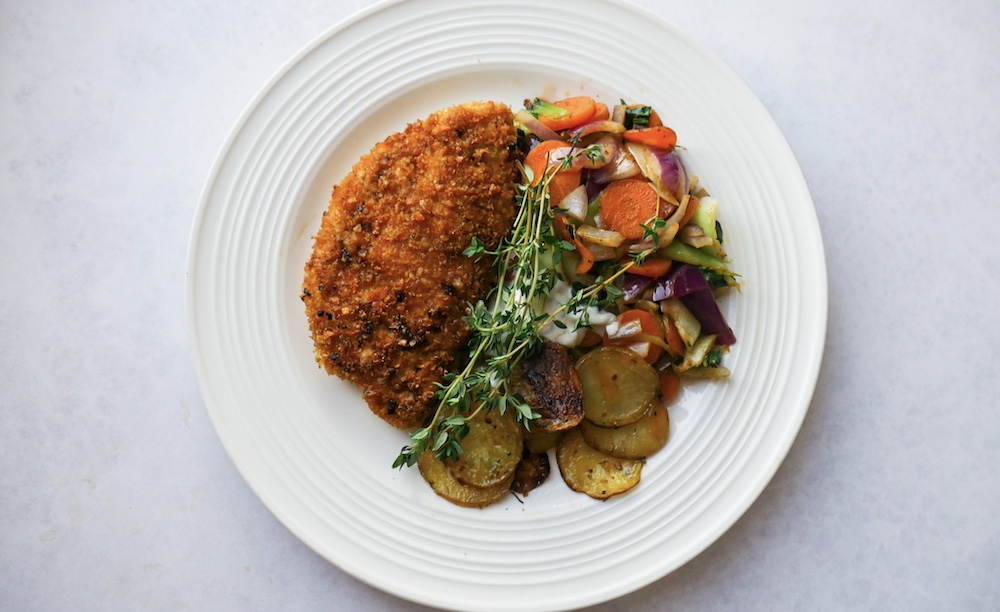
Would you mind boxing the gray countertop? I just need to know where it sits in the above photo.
[3,0,998,609]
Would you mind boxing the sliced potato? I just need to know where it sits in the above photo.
[580,404,669,459]
[446,408,523,489]
[524,430,564,454]
[576,346,658,427]
[511,339,584,433]
[556,429,643,500]
[418,450,513,508]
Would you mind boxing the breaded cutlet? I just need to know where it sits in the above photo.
[302,101,519,429]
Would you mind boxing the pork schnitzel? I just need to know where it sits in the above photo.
[302,101,519,429]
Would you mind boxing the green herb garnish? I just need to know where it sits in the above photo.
[704,347,723,368]
[700,267,732,290]
[623,104,653,129]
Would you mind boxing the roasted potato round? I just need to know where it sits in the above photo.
[510,339,585,432]
[580,403,669,459]
[524,430,564,454]
[576,346,658,427]
[418,449,514,508]
[447,408,523,488]
[556,428,643,500]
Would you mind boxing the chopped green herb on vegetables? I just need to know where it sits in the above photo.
[623,105,653,129]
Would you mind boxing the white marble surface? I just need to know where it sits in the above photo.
[2,0,998,609]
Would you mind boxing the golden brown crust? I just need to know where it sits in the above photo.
[302,101,519,429]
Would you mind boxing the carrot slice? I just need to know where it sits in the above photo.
[604,309,664,363]
[553,213,573,242]
[629,257,673,278]
[659,370,681,403]
[599,178,660,240]
[591,102,611,121]
[549,172,582,206]
[537,96,597,131]
[524,140,582,206]
[574,238,595,274]
[662,315,685,357]
[579,329,603,348]
[525,140,566,184]
[623,126,677,150]
[553,214,593,274]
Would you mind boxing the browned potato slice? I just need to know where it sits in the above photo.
[511,339,585,432]
[524,430,564,454]
[556,428,643,500]
[580,403,669,459]
[447,408,523,488]
[418,450,514,508]
[576,346,658,427]
[511,450,550,496]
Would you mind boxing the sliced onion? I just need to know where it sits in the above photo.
[628,239,656,254]
[577,225,625,248]
[687,175,701,196]
[666,194,690,225]
[659,200,678,219]
[557,185,588,221]
[625,142,689,203]
[657,222,680,248]
[568,120,627,141]
[625,342,652,359]
[679,224,714,249]
[682,236,714,249]
[657,151,688,199]
[515,109,562,141]
[585,242,618,262]
[634,300,660,314]
[545,135,618,171]
[660,298,701,346]
[677,335,717,372]
[611,104,627,124]
[590,145,640,184]
[606,319,643,340]
[682,364,731,379]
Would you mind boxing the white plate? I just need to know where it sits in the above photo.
[186,0,827,609]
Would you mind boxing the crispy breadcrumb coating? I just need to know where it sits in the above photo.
[302,101,519,429]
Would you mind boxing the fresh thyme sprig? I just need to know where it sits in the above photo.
[392,146,657,470]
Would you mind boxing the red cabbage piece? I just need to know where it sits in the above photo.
[655,150,688,201]
[652,265,736,345]
[622,273,654,302]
